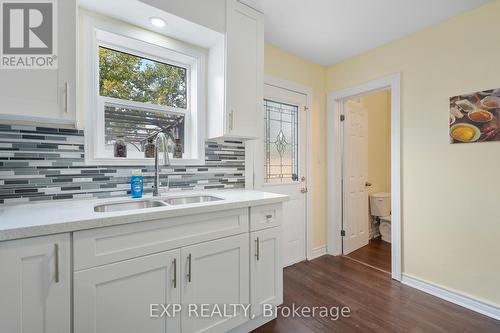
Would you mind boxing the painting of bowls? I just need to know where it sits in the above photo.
[450,88,500,143]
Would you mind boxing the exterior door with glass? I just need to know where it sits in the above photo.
[260,83,308,267]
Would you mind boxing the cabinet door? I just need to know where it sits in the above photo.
[181,234,249,333]
[0,0,76,124]
[250,227,283,317]
[74,249,181,333]
[225,0,264,138]
[0,233,71,333]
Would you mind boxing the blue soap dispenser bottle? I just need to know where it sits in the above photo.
[130,169,144,198]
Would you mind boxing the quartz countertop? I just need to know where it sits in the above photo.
[0,190,288,241]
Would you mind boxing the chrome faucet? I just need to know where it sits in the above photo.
[153,132,170,196]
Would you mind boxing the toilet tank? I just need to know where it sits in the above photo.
[369,192,391,217]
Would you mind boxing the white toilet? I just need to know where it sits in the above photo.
[369,192,391,243]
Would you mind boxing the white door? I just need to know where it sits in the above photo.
[0,234,71,333]
[74,249,181,333]
[181,234,249,333]
[250,227,283,317]
[259,83,308,267]
[342,100,370,254]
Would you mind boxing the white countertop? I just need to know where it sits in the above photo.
[0,190,288,241]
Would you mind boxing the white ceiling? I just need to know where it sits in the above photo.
[243,0,491,66]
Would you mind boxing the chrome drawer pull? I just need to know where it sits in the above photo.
[54,243,59,283]
[187,254,192,282]
[255,237,260,261]
[173,258,177,288]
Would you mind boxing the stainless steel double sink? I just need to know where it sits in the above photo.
[94,195,223,213]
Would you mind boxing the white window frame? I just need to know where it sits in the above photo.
[81,15,206,165]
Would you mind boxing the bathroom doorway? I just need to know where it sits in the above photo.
[327,74,401,280]
[342,91,392,273]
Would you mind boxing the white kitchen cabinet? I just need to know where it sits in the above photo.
[181,233,250,333]
[250,227,283,317]
[0,0,76,125]
[208,0,264,139]
[74,249,181,333]
[0,233,71,333]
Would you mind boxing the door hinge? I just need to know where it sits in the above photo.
[340,114,345,122]
[340,230,346,237]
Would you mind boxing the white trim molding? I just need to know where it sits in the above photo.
[402,274,500,321]
[327,73,402,281]
[308,246,327,260]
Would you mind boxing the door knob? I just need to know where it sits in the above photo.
[365,182,372,187]
[301,187,308,193]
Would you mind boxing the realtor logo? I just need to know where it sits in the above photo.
[1,0,57,69]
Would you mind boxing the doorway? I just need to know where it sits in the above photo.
[258,79,311,267]
[327,74,401,280]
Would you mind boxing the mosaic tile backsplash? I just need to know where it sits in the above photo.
[0,124,245,205]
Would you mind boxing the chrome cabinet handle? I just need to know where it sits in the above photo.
[255,237,260,261]
[54,243,59,283]
[187,254,192,283]
[64,82,69,114]
[229,110,234,131]
[172,258,177,288]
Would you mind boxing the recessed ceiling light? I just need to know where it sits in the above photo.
[150,17,166,28]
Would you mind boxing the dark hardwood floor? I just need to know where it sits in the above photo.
[346,238,392,273]
[253,255,500,333]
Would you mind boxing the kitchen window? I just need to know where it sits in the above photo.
[83,17,205,165]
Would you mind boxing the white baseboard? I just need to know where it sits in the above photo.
[402,274,500,321]
[308,245,326,260]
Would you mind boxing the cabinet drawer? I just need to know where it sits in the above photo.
[250,204,282,231]
[74,208,248,271]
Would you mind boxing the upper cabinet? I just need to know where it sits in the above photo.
[0,0,76,126]
[207,0,264,140]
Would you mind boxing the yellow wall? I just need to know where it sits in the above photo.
[264,44,327,249]
[326,0,500,305]
[358,91,391,194]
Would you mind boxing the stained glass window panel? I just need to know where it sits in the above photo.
[264,99,299,183]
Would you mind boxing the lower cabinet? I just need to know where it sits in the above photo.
[74,233,250,333]
[250,227,283,317]
[0,203,282,333]
[74,249,181,333]
[0,233,71,333]
[181,233,249,333]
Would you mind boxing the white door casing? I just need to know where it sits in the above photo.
[327,73,401,281]
[261,83,308,267]
[342,100,370,255]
